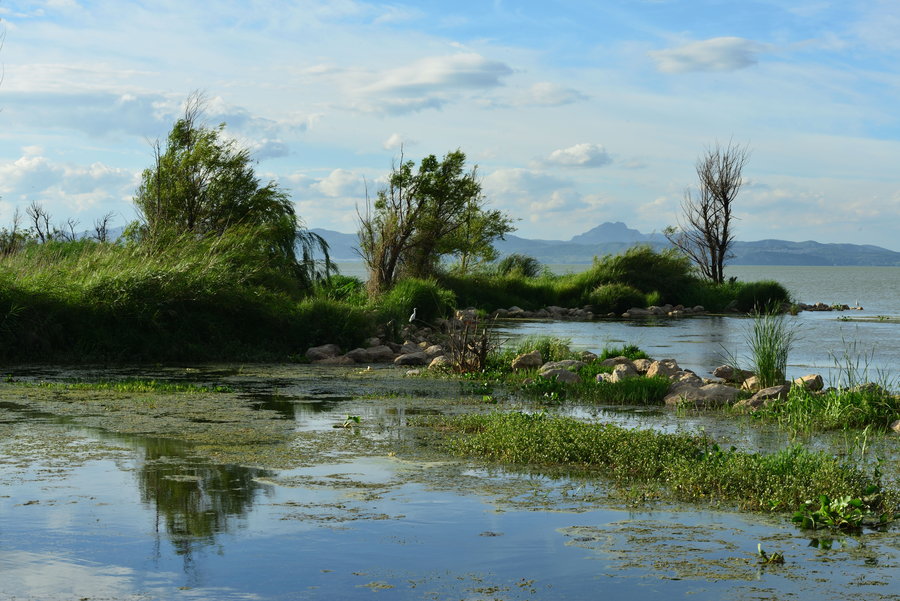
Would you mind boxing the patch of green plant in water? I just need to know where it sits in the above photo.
[572,376,670,405]
[754,385,900,432]
[13,378,233,394]
[417,412,897,516]
[597,345,650,362]
[792,487,896,533]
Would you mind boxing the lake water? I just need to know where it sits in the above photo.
[2,365,898,601]
[337,262,900,386]
[2,264,899,600]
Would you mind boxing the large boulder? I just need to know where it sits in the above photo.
[306,343,341,361]
[633,359,653,373]
[600,356,633,368]
[539,368,581,384]
[646,359,682,380]
[511,350,543,370]
[608,363,639,383]
[539,360,585,374]
[734,384,790,410]
[713,365,754,383]
[424,344,444,360]
[394,351,428,366]
[793,374,824,392]
[664,383,742,408]
[428,355,452,369]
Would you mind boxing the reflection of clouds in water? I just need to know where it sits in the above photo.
[0,551,139,600]
[0,550,262,600]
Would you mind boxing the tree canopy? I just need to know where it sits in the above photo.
[133,94,331,289]
[358,149,514,292]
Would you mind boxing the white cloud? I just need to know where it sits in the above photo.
[543,143,612,168]
[313,169,365,198]
[382,133,416,150]
[351,52,514,115]
[0,152,137,219]
[520,82,588,107]
[649,37,767,73]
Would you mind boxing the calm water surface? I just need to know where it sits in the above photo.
[2,365,898,601]
[3,264,899,600]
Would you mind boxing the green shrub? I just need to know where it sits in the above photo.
[748,311,796,388]
[495,253,543,278]
[586,283,647,314]
[733,280,791,313]
[513,336,576,362]
[378,277,456,324]
[314,274,367,305]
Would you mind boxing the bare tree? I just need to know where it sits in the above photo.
[59,217,80,242]
[26,201,53,243]
[665,141,750,284]
[94,211,115,242]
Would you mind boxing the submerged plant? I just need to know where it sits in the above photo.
[791,486,895,532]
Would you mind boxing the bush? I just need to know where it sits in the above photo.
[495,254,543,278]
[733,280,791,313]
[587,283,647,314]
[378,277,456,324]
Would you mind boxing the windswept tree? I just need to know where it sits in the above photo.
[665,140,750,284]
[133,93,331,288]
[358,149,513,293]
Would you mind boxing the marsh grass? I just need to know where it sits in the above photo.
[748,310,796,387]
[21,378,233,394]
[420,412,895,514]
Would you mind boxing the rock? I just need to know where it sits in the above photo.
[394,351,428,366]
[741,376,760,392]
[344,347,372,363]
[405,369,422,376]
[646,359,682,380]
[511,350,543,370]
[539,360,585,374]
[623,307,650,317]
[633,359,653,373]
[664,383,742,408]
[713,365,754,383]
[793,374,824,392]
[306,343,341,361]
[428,355,451,369]
[424,344,444,359]
[400,341,422,354]
[890,420,900,434]
[673,371,703,386]
[580,351,598,362]
[539,368,581,384]
[364,337,381,347]
[367,345,399,362]
[735,384,791,410]
[312,355,355,366]
[608,363,639,383]
[600,356,633,368]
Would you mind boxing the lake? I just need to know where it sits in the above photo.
[2,264,898,600]
[2,365,897,601]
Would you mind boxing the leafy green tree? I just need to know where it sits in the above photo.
[133,94,331,288]
[358,149,513,292]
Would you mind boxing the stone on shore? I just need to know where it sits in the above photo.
[306,343,341,361]
[511,350,543,370]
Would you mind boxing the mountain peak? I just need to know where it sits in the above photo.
[569,222,663,244]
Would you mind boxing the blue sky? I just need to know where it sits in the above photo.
[1,0,899,249]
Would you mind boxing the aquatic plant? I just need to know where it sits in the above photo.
[791,487,895,532]
[747,309,796,388]
[417,412,896,514]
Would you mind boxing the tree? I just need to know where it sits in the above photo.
[358,149,513,292]
[665,140,749,284]
[133,93,331,288]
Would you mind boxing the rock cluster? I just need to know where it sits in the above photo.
[796,302,863,312]
[492,304,707,321]
[305,327,450,370]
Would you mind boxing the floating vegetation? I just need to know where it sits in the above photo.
[7,377,232,394]
[416,411,898,517]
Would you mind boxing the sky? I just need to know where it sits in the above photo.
[1,0,899,249]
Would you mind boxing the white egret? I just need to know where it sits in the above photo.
[408,307,417,323]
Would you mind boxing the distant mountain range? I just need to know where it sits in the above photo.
[312,222,900,266]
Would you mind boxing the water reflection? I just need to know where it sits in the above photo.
[134,438,274,562]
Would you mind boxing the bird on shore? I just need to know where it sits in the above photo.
[408,307,417,323]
